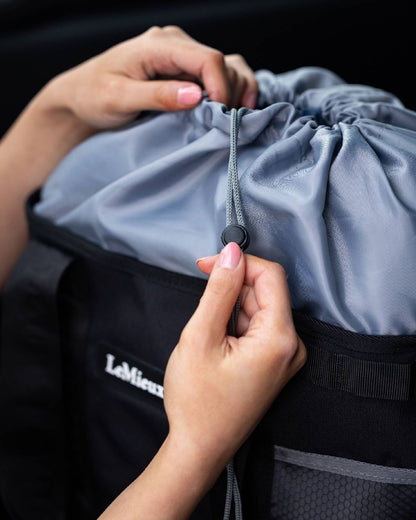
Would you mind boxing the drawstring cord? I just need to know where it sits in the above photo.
[226,107,248,228]
[221,107,250,254]
[223,459,243,520]
[222,107,249,520]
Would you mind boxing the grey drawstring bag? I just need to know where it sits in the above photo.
[35,66,416,335]
[3,66,416,520]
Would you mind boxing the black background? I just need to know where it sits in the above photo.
[0,0,412,137]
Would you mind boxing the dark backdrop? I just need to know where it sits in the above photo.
[0,0,412,136]
[0,0,412,517]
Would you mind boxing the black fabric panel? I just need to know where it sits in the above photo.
[60,250,227,518]
[79,256,226,518]
[79,258,201,514]
[58,260,94,519]
[0,241,73,519]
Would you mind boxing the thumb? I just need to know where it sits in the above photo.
[123,78,203,112]
[186,243,245,346]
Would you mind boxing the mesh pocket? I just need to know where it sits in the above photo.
[271,446,416,519]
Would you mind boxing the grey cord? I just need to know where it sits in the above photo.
[226,107,248,227]
[233,471,243,520]
[223,107,247,520]
[223,460,243,520]
[223,462,234,520]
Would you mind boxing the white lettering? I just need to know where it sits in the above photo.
[105,353,116,374]
[147,380,157,395]
[122,361,137,383]
[105,353,163,400]
[156,385,164,399]
[114,365,124,378]
[134,370,143,387]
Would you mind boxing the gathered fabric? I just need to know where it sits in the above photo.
[36,67,416,335]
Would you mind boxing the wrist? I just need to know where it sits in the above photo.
[0,72,96,206]
[98,434,227,520]
[163,433,219,488]
[32,73,95,139]
[163,431,229,492]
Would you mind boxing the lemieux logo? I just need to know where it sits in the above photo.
[105,353,164,399]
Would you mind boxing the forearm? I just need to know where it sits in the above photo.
[0,75,94,289]
[98,434,223,520]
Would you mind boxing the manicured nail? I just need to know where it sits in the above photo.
[218,242,242,270]
[245,92,257,110]
[196,255,214,265]
[177,85,202,106]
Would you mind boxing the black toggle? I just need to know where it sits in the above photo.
[221,224,250,251]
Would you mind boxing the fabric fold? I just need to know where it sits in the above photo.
[35,67,416,335]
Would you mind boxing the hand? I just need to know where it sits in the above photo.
[53,25,258,130]
[98,244,306,520]
[0,26,258,291]
[164,242,307,472]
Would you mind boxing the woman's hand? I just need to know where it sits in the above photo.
[52,25,258,130]
[164,242,306,473]
[99,243,306,520]
[0,26,257,291]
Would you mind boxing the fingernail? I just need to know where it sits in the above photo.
[177,85,202,106]
[218,242,242,270]
[245,92,257,110]
[196,255,214,265]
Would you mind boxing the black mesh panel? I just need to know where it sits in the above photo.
[271,447,416,520]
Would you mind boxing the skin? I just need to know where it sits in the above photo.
[98,243,306,519]
[0,26,306,519]
[0,25,257,291]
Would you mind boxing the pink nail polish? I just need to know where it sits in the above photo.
[218,242,242,270]
[195,255,214,264]
[246,92,257,110]
[177,86,202,106]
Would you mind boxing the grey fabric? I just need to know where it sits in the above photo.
[35,67,416,335]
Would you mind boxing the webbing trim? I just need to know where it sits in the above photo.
[306,345,415,400]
